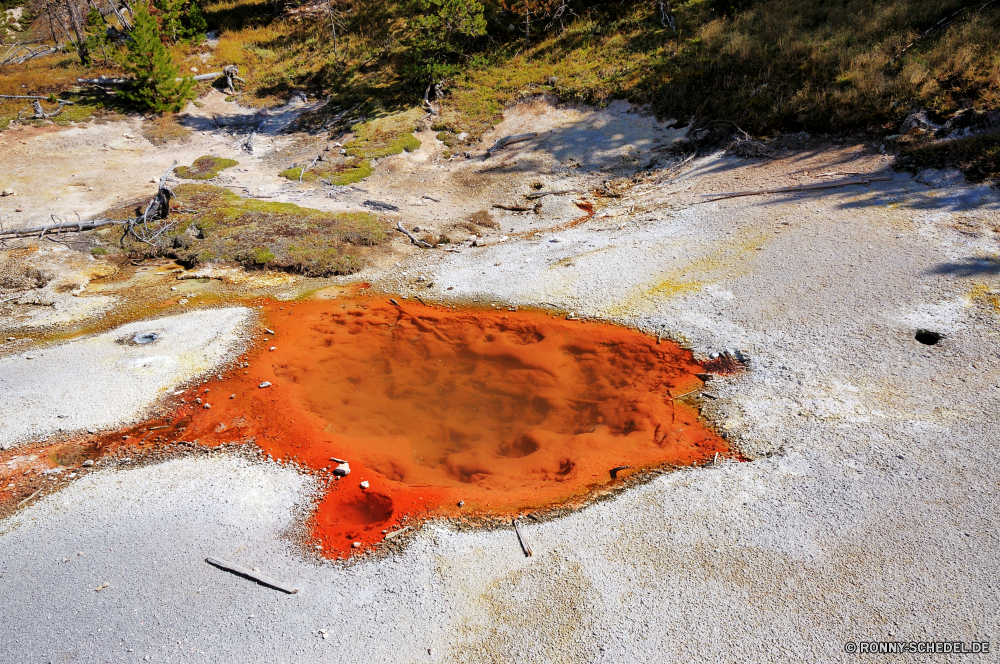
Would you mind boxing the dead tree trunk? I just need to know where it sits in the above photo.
[524,7,530,48]
[657,0,677,35]
[328,0,338,61]
[62,0,89,63]
[44,0,60,42]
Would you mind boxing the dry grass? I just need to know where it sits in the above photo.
[209,0,997,141]
[0,53,122,130]
[141,113,194,145]
[898,131,1000,182]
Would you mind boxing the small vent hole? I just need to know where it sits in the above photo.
[915,330,942,346]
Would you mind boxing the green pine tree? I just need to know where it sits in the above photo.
[182,0,207,40]
[121,1,195,112]
[153,0,184,42]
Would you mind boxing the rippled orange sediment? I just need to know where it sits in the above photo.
[116,297,729,555]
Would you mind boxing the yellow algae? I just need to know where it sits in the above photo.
[968,283,1000,312]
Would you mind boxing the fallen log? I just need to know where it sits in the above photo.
[20,99,70,120]
[0,44,58,67]
[396,221,433,248]
[485,132,537,157]
[513,519,533,557]
[77,72,223,85]
[205,556,298,594]
[525,189,580,200]
[0,218,120,239]
[0,94,75,104]
[699,176,892,203]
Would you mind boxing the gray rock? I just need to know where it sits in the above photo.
[900,110,942,135]
[259,381,272,388]
[915,168,964,187]
[333,462,350,476]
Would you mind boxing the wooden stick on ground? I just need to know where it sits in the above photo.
[513,519,533,557]
[0,94,75,104]
[396,221,433,248]
[485,132,537,157]
[699,176,892,203]
[17,488,43,508]
[383,526,411,541]
[205,556,299,594]
[525,189,581,200]
[610,465,632,479]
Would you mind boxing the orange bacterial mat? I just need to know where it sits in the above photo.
[121,297,728,555]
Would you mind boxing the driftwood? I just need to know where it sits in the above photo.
[77,71,225,85]
[76,76,132,85]
[383,526,411,541]
[205,556,298,594]
[222,65,245,93]
[0,43,58,67]
[120,164,177,246]
[396,221,433,248]
[609,465,632,479]
[17,488,43,508]
[512,519,533,557]
[0,94,75,103]
[21,99,71,120]
[485,132,537,157]
[422,83,438,115]
[492,203,540,213]
[0,217,120,239]
[525,189,580,200]
[699,176,892,203]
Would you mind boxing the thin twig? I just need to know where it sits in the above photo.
[699,176,892,203]
[396,221,432,248]
[513,519,533,557]
[205,557,298,594]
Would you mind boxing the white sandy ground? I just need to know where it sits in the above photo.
[2,98,1000,662]
[0,307,250,449]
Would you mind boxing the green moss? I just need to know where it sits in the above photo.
[329,161,373,185]
[249,247,276,264]
[280,166,318,182]
[117,184,387,276]
[343,107,423,161]
[91,246,108,255]
[175,156,240,180]
[280,159,373,185]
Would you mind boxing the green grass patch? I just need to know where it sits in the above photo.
[279,159,373,185]
[114,184,388,276]
[343,108,423,160]
[175,155,240,180]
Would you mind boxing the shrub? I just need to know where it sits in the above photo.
[120,1,195,113]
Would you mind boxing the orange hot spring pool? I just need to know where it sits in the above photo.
[123,297,730,555]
